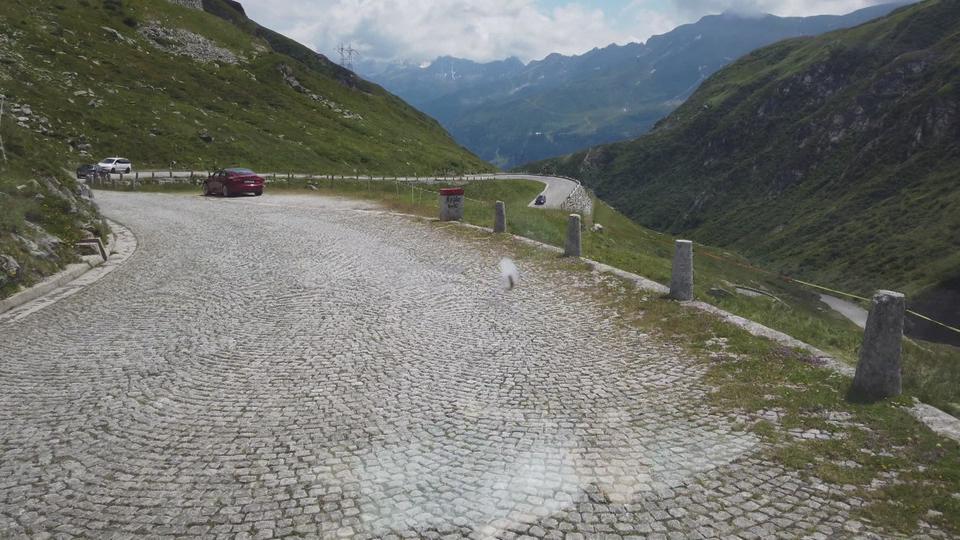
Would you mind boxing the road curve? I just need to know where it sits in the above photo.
[819,293,869,329]
[510,174,580,210]
[0,190,884,538]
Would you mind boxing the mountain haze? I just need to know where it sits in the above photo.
[528,0,960,343]
[360,3,911,168]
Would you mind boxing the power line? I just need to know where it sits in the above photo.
[336,43,359,71]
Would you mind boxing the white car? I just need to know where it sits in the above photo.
[97,157,133,174]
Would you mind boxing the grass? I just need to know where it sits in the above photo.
[0,132,109,297]
[0,0,490,175]
[569,265,960,536]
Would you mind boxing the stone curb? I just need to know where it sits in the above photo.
[419,214,960,444]
[0,220,136,318]
[0,263,93,315]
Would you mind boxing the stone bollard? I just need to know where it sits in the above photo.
[564,214,581,257]
[851,291,905,401]
[494,201,506,233]
[669,240,694,301]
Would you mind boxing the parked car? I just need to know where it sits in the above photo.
[203,168,264,197]
[534,194,547,206]
[97,157,133,173]
[76,164,98,179]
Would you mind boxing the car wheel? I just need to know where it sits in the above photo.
[254,190,263,196]
[222,185,229,197]
[201,183,209,196]
[111,167,116,173]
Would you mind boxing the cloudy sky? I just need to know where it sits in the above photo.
[239,0,894,64]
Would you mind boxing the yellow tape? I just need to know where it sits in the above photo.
[700,252,959,336]
[782,279,960,335]
[787,278,871,303]
[905,309,960,335]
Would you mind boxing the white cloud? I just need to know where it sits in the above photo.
[238,0,896,64]
[240,0,663,63]
[670,0,891,17]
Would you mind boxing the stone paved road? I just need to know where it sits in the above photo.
[0,192,914,539]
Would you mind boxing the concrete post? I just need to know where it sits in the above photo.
[564,214,581,257]
[851,290,905,401]
[494,201,506,233]
[669,240,694,301]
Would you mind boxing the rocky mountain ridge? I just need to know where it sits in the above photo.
[360,2,912,168]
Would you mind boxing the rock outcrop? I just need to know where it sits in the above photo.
[138,22,239,65]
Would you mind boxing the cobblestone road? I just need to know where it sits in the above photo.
[0,192,902,538]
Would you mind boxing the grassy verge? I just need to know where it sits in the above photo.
[606,288,960,536]
[0,132,109,298]
[95,178,960,415]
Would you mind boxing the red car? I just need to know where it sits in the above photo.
[203,168,264,197]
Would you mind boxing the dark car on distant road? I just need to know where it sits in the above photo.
[76,164,98,179]
[203,168,265,197]
[534,194,547,206]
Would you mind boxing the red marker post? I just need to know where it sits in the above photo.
[439,187,465,221]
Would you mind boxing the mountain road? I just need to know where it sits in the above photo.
[0,190,888,538]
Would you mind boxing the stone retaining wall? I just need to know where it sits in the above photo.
[166,0,202,9]
[561,184,594,216]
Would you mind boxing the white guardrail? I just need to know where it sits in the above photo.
[85,170,592,214]
[87,170,582,186]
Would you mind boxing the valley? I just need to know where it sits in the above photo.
[360,3,910,168]
[529,0,960,347]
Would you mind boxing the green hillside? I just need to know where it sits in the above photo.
[0,0,489,174]
[0,0,490,299]
[529,0,960,343]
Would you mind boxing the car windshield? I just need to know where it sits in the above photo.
[226,168,255,175]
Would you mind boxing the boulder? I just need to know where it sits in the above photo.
[0,254,20,287]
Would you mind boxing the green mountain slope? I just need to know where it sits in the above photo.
[0,0,489,174]
[528,0,960,343]
[0,0,490,299]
